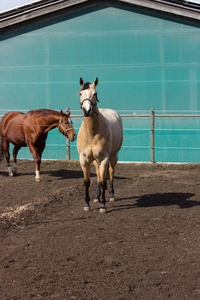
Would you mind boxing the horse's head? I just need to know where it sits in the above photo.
[58,110,77,141]
[79,77,99,117]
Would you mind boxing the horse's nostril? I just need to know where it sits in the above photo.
[69,134,77,142]
[82,104,92,116]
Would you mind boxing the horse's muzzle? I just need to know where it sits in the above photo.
[82,107,92,117]
[68,133,77,142]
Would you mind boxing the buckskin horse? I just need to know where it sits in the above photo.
[0,109,76,181]
[77,78,123,213]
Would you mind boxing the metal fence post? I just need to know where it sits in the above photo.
[151,108,155,163]
[66,107,70,160]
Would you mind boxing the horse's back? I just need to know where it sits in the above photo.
[99,108,121,123]
[99,108,123,152]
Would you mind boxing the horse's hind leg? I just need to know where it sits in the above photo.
[108,153,118,202]
[0,136,4,161]
[94,182,101,203]
[99,156,109,213]
[108,162,115,201]
[12,145,21,174]
[2,138,13,176]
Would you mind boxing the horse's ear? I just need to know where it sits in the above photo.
[60,110,64,116]
[80,78,84,87]
[93,77,98,87]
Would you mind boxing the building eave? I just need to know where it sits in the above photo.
[124,0,200,21]
[0,0,200,31]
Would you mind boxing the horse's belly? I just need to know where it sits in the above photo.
[99,109,123,154]
[5,127,26,146]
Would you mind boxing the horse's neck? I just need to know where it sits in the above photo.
[36,113,60,133]
[43,114,60,125]
[83,114,100,137]
[49,115,60,125]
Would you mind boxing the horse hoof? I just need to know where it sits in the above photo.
[35,177,41,182]
[13,165,17,174]
[9,172,14,177]
[99,208,107,213]
[84,206,90,212]
[109,198,115,202]
[93,199,99,203]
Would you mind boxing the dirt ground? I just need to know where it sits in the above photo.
[0,160,200,300]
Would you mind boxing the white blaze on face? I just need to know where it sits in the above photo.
[82,90,91,113]
[84,101,91,113]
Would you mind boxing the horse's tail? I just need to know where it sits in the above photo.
[0,136,4,161]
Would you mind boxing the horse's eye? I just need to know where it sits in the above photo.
[79,93,82,96]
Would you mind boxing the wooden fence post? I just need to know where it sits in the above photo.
[151,108,155,163]
[66,107,70,160]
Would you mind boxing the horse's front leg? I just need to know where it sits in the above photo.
[93,160,101,203]
[36,142,46,180]
[12,145,21,175]
[99,156,109,213]
[27,142,41,182]
[108,154,118,202]
[80,154,91,211]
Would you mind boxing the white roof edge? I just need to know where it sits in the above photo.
[0,0,42,14]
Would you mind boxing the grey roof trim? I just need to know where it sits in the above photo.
[0,0,95,29]
[122,0,200,20]
[0,0,200,30]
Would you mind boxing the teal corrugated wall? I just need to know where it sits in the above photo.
[0,3,200,162]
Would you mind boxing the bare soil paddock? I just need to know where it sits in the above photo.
[0,160,200,300]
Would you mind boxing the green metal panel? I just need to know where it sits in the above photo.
[155,117,200,163]
[1,3,200,162]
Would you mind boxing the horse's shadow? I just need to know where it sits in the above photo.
[111,192,199,212]
[0,169,85,180]
[42,169,87,180]
[0,168,130,182]
[136,192,198,209]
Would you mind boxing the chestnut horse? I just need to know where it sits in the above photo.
[0,109,76,181]
[77,78,123,213]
